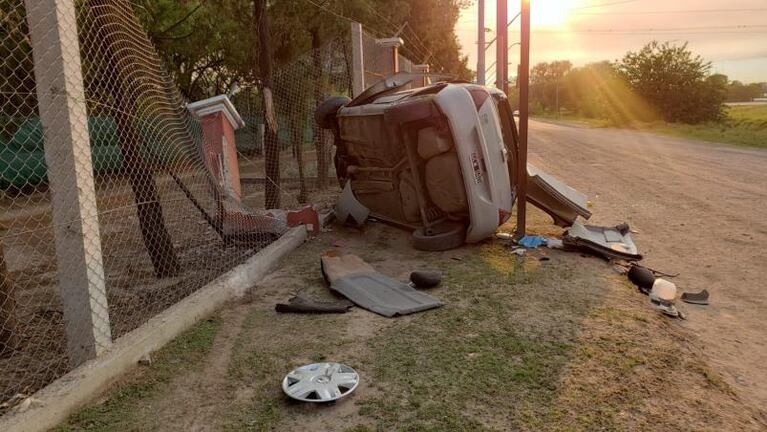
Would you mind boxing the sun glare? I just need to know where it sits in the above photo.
[532,0,576,28]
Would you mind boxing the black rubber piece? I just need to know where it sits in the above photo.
[681,289,709,305]
[275,295,354,314]
[410,271,442,288]
[628,265,655,293]
[411,222,466,251]
[315,96,351,129]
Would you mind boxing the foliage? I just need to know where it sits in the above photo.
[529,60,571,113]
[726,81,766,103]
[561,61,655,123]
[133,0,474,100]
[615,41,726,123]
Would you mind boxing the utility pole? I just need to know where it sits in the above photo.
[496,0,507,93]
[477,0,486,85]
[516,0,530,239]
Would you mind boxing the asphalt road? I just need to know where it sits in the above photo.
[527,119,767,408]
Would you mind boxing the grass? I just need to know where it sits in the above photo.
[535,104,767,149]
[52,222,764,431]
[55,317,221,432]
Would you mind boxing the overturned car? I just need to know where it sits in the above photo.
[316,73,590,251]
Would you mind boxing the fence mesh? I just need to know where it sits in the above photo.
[0,0,352,413]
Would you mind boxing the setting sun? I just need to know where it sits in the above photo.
[532,0,576,27]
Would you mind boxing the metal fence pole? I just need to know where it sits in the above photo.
[477,0,486,85]
[25,0,112,366]
[496,0,508,94]
[516,0,531,239]
[351,22,365,97]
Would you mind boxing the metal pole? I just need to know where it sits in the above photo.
[496,0,507,92]
[516,0,530,239]
[477,0,486,85]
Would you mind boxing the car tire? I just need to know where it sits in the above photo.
[315,96,351,129]
[412,222,466,251]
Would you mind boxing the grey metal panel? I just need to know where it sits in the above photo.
[528,164,590,211]
[331,273,443,317]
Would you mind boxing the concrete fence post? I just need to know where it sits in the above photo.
[376,37,404,76]
[413,64,431,88]
[25,0,112,366]
[350,22,365,97]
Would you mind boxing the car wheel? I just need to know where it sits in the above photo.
[412,222,466,251]
[315,96,351,129]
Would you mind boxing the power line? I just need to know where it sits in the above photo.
[300,0,388,38]
[354,1,446,71]
[570,7,767,15]
[570,0,639,10]
[535,24,767,33]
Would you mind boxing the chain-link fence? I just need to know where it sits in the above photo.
[0,0,355,413]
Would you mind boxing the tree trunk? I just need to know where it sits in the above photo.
[90,0,180,277]
[291,108,307,203]
[0,245,18,357]
[255,0,280,209]
[113,111,181,277]
[311,29,328,191]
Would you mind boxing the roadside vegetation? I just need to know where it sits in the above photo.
[537,104,767,149]
[525,41,767,148]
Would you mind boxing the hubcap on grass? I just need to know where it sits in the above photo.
[282,362,359,402]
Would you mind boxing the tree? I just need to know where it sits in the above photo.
[616,41,725,123]
[529,60,571,113]
[135,0,474,96]
[727,80,766,102]
[561,61,656,124]
[254,0,280,209]
[87,0,181,277]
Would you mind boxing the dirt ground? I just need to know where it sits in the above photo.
[53,122,767,431]
[0,150,317,409]
[527,119,767,408]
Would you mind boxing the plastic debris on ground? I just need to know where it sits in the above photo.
[649,278,684,319]
[546,238,564,249]
[335,181,369,226]
[321,252,443,317]
[517,235,548,249]
[563,221,641,261]
[275,295,354,314]
[681,289,710,305]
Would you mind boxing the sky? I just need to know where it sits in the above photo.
[454,0,767,83]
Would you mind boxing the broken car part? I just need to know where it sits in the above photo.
[527,164,592,227]
[410,271,442,288]
[282,362,359,402]
[681,289,709,305]
[335,181,370,226]
[628,265,656,294]
[275,295,354,314]
[564,221,642,261]
[649,278,681,318]
[321,252,443,317]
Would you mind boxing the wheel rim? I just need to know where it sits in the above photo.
[282,362,359,402]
